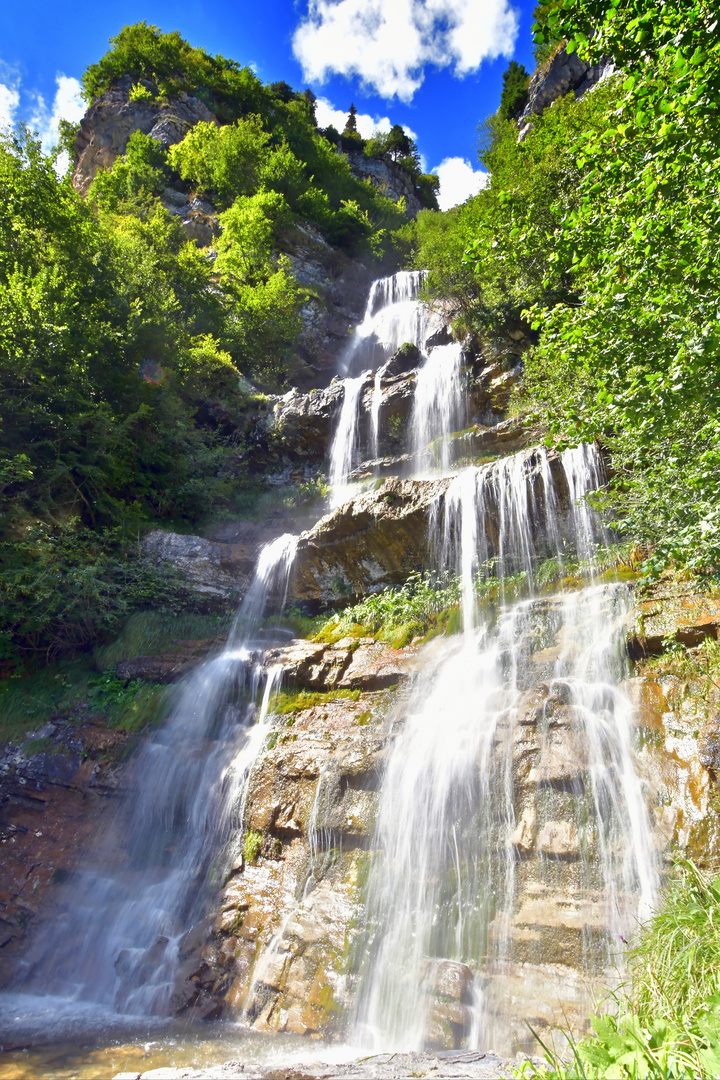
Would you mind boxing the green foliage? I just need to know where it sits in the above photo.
[0,658,168,742]
[518,0,720,575]
[415,81,616,334]
[0,521,188,659]
[271,687,361,715]
[498,60,531,120]
[532,2,566,64]
[94,609,229,668]
[81,22,265,121]
[316,571,463,646]
[88,130,168,211]
[243,829,263,863]
[167,116,271,206]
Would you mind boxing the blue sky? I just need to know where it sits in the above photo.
[1,0,537,209]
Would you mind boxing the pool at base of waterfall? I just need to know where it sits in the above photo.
[0,994,518,1079]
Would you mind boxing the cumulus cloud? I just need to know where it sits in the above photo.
[315,96,417,141]
[293,0,518,101]
[30,73,84,153]
[0,81,20,128]
[434,156,487,211]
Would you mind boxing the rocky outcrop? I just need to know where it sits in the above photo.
[73,76,217,196]
[346,152,423,217]
[293,450,573,605]
[517,48,615,141]
[164,642,422,1037]
[626,576,720,658]
[294,476,452,604]
[280,223,378,384]
[142,530,259,601]
[115,639,223,683]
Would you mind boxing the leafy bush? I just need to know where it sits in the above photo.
[81,22,266,121]
[0,521,188,659]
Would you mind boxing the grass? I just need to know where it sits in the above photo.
[517,855,720,1079]
[0,660,172,743]
[270,687,361,715]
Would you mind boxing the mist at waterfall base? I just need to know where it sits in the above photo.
[0,271,658,1073]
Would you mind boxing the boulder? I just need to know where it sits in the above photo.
[293,476,452,604]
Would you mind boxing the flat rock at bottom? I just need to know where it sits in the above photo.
[117,1048,524,1079]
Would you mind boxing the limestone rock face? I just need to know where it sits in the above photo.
[294,476,452,604]
[346,152,424,217]
[72,77,217,196]
[280,223,377,384]
[165,642,422,1038]
[517,48,615,141]
[141,530,258,601]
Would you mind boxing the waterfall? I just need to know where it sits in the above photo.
[341,270,426,376]
[328,271,466,497]
[15,534,298,1016]
[328,373,369,507]
[355,445,657,1052]
[412,341,465,473]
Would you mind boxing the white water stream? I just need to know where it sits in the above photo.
[355,445,657,1051]
[328,271,465,498]
[1,271,662,1067]
[12,534,298,1016]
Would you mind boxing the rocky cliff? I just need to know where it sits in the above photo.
[517,47,614,141]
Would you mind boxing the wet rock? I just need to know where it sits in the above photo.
[536,820,580,859]
[453,418,539,461]
[272,382,345,462]
[294,476,452,603]
[626,576,720,658]
[425,959,474,1002]
[377,342,420,380]
[698,716,720,773]
[510,807,536,854]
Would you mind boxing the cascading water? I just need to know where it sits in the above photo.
[328,372,369,507]
[412,341,465,474]
[327,271,466,498]
[13,533,298,1017]
[355,445,657,1053]
[340,270,426,376]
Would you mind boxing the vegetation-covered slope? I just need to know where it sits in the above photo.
[0,23,433,665]
[416,0,720,580]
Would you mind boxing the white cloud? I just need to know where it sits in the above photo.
[314,96,417,141]
[434,156,487,211]
[30,73,84,153]
[294,0,518,101]
[0,81,20,128]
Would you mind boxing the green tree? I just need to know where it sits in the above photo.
[498,60,530,120]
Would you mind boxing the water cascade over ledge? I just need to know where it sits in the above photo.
[0,270,678,1074]
[12,534,299,1017]
[354,445,657,1053]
